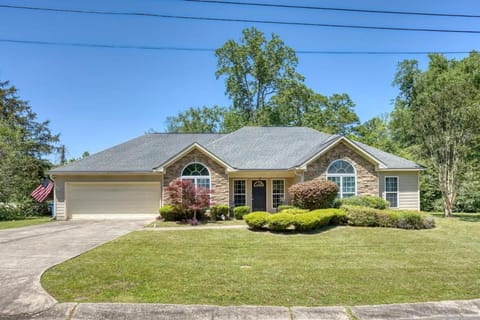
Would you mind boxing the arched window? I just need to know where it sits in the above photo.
[181,163,211,190]
[326,160,356,198]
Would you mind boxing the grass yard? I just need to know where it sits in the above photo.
[42,214,480,306]
[0,216,51,230]
[145,219,246,228]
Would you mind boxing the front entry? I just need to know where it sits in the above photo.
[252,180,267,211]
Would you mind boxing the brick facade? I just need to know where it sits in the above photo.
[163,149,229,206]
[304,142,379,196]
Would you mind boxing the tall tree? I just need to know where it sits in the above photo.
[167,27,360,135]
[215,27,303,126]
[166,105,226,133]
[322,94,359,135]
[0,81,59,203]
[392,52,480,217]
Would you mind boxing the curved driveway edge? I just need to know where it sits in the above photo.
[0,220,148,317]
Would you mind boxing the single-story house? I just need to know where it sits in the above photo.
[49,126,424,220]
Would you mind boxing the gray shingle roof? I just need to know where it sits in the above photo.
[50,133,224,173]
[350,140,424,169]
[206,127,332,169]
[50,127,422,173]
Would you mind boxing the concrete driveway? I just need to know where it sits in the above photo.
[0,219,148,317]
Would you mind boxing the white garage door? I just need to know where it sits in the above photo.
[67,182,161,219]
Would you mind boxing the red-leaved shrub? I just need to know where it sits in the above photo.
[288,179,338,210]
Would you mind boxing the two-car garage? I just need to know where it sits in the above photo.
[63,181,161,220]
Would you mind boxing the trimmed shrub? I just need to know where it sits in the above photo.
[159,205,177,221]
[293,209,337,231]
[396,210,425,229]
[343,206,436,230]
[268,212,296,231]
[277,205,295,212]
[210,205,229,220]
[335,195,389,210]
[234,206,250,220]
[422,215,436,229]
[292,212,321,231]
[376,210,399,228]
[343,205,378,227]
[288,179,338,210]
[244,211,270,230]
[281,208,309,215]
[330,209,348,225]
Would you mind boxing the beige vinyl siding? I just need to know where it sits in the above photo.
[379,172,420,210]
[53,174,162,220]
[54,202,66,220]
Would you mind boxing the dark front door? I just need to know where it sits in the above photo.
[252,180,267,211]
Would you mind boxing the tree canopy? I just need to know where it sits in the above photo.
[166,27,359,134]
[0,81,59,203]
[391,52,480,216]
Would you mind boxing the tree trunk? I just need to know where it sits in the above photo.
[192,209,198,225]
[443,200,453,217]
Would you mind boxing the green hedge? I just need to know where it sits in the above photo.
[335,195,389,210]
[341,205,435,230]
[243,211,270,229]
[343,205,379,227]
[244,208,344,232]
[244,206,435,232]
[293,209,339,231]
[277,205,296,212]
[268,212,296,231]
[159,205,177,221]
[280,208,309,215]
[210,205,229,220]
[234,206,250,220]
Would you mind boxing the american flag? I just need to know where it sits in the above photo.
[31,179,54,203]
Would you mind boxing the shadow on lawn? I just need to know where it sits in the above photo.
[249,225,338,236]
[431,213,480,222]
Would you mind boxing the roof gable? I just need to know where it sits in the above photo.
[298,136,385,169]
[154,142,233,172]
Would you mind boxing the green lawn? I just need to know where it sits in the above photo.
[145,219,246,228]
[42,214,480,306]
[0,216,51,230]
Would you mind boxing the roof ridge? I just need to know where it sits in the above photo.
[147,132,225,135]
[347,138,386,166]
[294,133,340,166]
[353,140,422,166]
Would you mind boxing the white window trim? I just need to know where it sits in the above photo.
[233,179,247,207]
[384,176,399,208]
[326,160,357,198]
[271,179,285,209]
[181,162,211,190]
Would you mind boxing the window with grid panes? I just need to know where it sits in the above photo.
[326,160,356,198]
[233,180,246,207]
[272,179,285,208]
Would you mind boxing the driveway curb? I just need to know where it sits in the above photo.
[8,299,479,320]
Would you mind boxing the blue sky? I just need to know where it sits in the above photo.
[1,0,479,161]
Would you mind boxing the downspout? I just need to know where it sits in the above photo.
[48,174,56,219]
